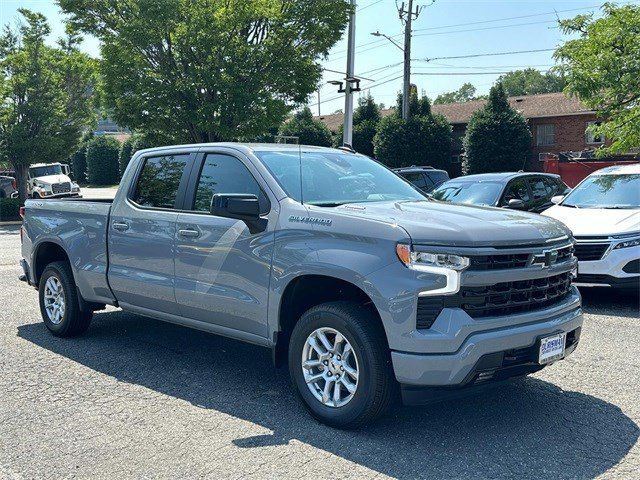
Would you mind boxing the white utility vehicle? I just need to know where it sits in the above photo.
[28,163,81,199]
[543,163,640,291]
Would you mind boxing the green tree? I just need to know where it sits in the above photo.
[555,3,640,155]
[374,93,451,169]
[86,136,120,185]
[118,136,135,176]
[59,0,351,143]
[434,83,478,105]
[335,94,381,156]
[68,131,93,183]
[463,83,531,174]
[0,9,96,200]
[278,107,333,146]
[497,68,566,97]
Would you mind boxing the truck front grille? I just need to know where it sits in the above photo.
[51,182,71,194]
[574,242,609,261]
[416,271,574,328]
[457,272,573,318]
[468,244,574,270]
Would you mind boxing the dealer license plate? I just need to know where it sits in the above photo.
[539,333,566,364]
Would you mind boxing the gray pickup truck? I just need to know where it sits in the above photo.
[19,143,583,428]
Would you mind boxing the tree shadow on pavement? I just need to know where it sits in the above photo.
[18,310,639,480]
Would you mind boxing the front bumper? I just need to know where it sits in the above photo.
[574,245,639,289]
[391,291,583,388]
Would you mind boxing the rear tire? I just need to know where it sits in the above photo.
[38,261,92,337]
[288,301,396,429]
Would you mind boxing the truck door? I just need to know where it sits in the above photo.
[173,150,276,339]
[108,151,194,314]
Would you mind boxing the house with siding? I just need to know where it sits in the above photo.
[316,92,628,176]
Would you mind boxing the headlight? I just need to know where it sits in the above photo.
[396,244,470,271]
[71,183,80,192]
[396,244,470,296]
[613,238,640,250]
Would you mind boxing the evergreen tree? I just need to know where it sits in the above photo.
[278,107,333,146]
[462,83,531,174]
[373,93,451,169]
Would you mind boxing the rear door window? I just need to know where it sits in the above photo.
[131,154,190,209]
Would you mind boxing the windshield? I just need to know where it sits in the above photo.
[256,151,426,205]
[30,165,63,177]
[432,181,503,206]
[562,174,640,209]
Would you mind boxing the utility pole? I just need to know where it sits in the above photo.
[342,0,357,146]
[399,0,421,120]
[317,89,321,117]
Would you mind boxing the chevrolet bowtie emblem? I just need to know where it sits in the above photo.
[531,249,559,268]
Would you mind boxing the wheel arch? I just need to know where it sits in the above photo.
[272,274,386,368]
[33,240,71,285]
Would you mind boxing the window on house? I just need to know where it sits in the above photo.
[536,124,555,146]
[586,121,605,144]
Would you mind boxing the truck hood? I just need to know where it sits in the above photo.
[543,205,640,236]
[333,200,571,246]
[33,174,71,185]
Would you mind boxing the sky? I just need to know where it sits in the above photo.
[1,0,635,117]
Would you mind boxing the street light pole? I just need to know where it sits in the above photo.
[342,0,356,147]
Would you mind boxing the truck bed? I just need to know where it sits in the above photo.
[22,198,116,305]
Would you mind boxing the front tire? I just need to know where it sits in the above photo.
[288,301,395,429]
[38,261,92,337]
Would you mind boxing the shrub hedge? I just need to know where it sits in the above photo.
[86,136,121,185]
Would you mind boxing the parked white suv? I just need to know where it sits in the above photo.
[543,163,640,292]
[29,163,81,199]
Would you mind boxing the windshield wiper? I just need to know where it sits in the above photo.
[307,201,349,207]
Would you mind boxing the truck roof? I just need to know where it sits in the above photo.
[30,162,64,168]
[136,142,353,156]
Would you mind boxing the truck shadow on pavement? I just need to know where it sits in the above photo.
[18,310,639,480]
[580,288,640,319]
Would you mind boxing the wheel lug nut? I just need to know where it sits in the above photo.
[328,372,332,377]
[337,355,341,361]
[323,360,328,366]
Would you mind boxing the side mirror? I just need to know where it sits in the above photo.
[210,193,266,233]
[551,195,564,205]
[507,199,526,209]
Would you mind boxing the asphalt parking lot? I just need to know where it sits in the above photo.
[1,223,638,479]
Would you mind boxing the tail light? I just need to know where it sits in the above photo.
[11,178,16,190]
[19,206,25,219]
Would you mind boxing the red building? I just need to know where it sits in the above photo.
[317,92,637,178]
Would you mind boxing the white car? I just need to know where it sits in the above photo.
[28,163,81,199]
[543,163,640,292]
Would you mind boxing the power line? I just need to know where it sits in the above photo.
[357,0,384,11]
[413,19,558,38]
[325,2,626,60]
[412,3,630,32]
[414,48,556,62]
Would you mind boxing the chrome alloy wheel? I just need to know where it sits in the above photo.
[44,276,65,325]
[301,327,359,408]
